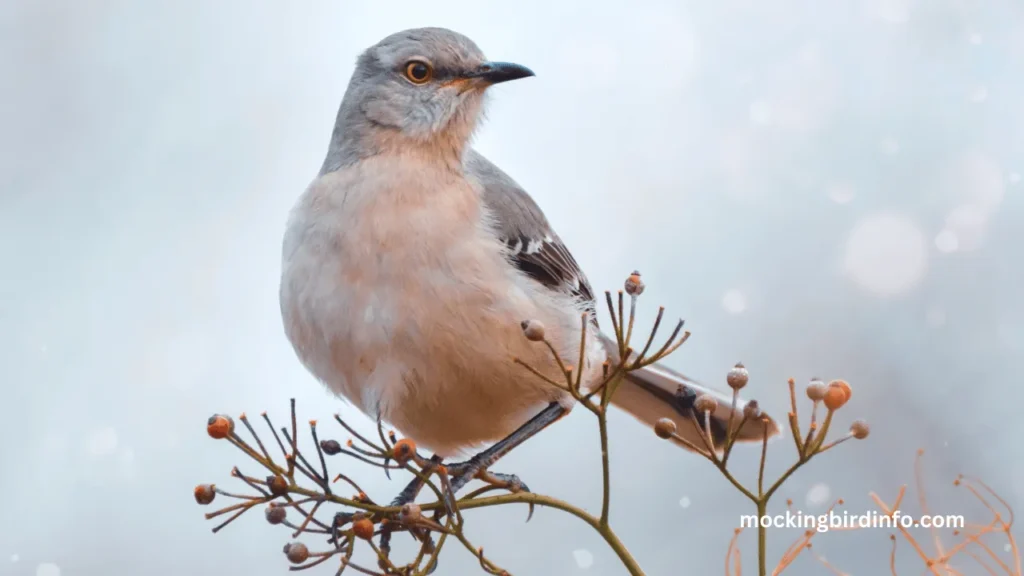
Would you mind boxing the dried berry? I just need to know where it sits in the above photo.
[520,319,546,342]
[284,542,309,564]
[806,379,827,402]
[320,439,342,455]
[400,503,422,523]
[624,271,645,296]
[266,475,289,496]
[654,418,677,439]
[850,420,869,439]
[194,483,216,505]
[726,363,749,390]
[392,438,417,465]
[265,504,287,525]
[352,517,375,540]
[742,400,761,420]
[206,414,234,439]
[694,394,718,414]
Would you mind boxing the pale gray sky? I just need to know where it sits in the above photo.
[2,1,1023,575]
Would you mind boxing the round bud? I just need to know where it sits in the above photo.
[392,438,417,465]
[193,483,216,505]
[829,380,852,403]
[726,363,749,390]
[319,439,342,455]
[206,414,234,439]
[400,503,423,523]
[624,271,645,296]
[265,504,287,525]
[850,420,869,439]
[742,400,761,420]
[806,379,827,402]
[352,517,375,540]
[520,319,546,342]
[654,418,677,439]
[284,542,309,564]
[266,474,289,496]
[823,386,847,411]
[694,394,718,414]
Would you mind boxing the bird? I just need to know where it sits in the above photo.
[279,27,777,495]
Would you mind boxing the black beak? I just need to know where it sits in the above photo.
[466,61,535,85]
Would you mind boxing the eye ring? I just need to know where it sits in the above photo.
[404,61,433,84]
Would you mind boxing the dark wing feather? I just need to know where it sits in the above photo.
[464,150,598,325]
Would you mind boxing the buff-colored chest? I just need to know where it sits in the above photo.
[280,156,596,454]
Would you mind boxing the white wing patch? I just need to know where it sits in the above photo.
[500,230,598,326]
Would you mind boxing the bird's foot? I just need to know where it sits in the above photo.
[386,454,444,507]
[446,462,535,522]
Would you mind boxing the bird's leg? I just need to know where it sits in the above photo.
[388,454,444,507]
[387,402,566,512]
[380,402,567,572]
[446,401,567,494]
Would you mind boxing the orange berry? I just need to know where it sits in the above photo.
[392,438,417,465]
[206,414,233,439]
[266,474,288,496]
[823,386,847,411]
[194,483,216,505]
[352,517,375,540]
[624,271,645,296]
[829,380,852,402]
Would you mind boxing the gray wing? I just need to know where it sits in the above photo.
[464,149,598,325]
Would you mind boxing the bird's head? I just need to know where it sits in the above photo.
[323,28,534,171]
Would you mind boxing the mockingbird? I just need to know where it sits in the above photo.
[280,27,776,497]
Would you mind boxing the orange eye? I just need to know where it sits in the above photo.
[404,61,432,84]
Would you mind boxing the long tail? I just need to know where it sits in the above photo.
[600,335,779,453]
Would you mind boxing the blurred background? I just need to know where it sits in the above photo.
[2,0,1022,574]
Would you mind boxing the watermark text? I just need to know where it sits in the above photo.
[740,510,964,533]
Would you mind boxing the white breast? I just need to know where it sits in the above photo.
[280,157,603,455]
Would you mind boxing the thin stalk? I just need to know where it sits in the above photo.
[598,408,612,527]
[757,498,768,576]
[456,493,645,576]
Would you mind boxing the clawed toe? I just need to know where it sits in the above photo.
[478,471,529,494]
[468,469,535,522]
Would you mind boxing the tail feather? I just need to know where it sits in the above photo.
[599,335,779,453]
